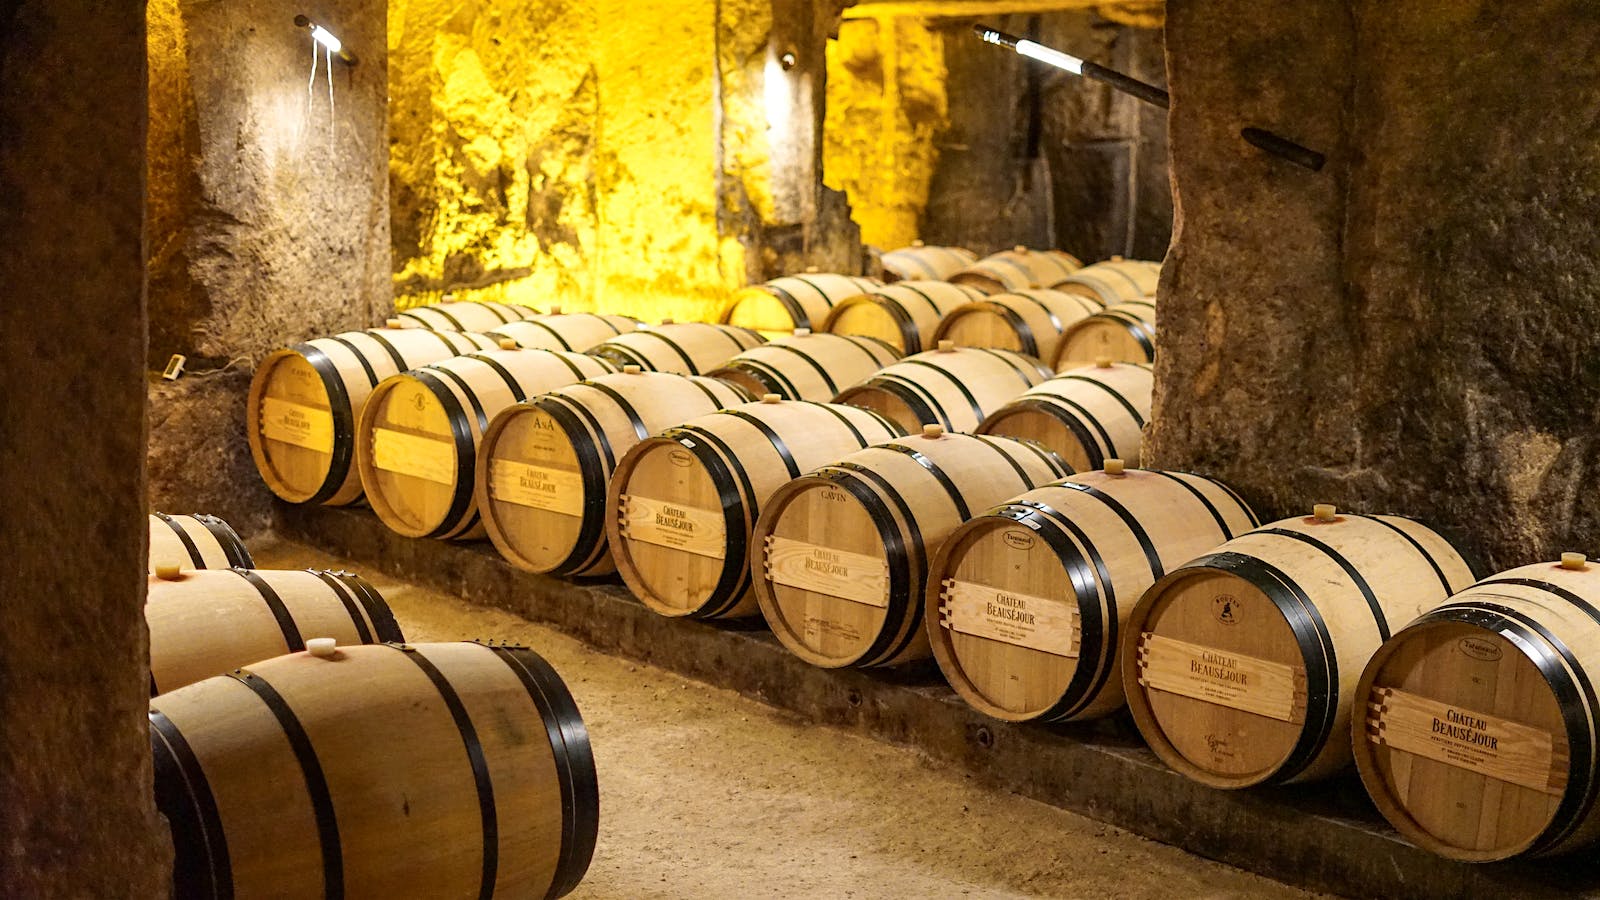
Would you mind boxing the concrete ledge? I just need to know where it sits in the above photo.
[275,502,1600,898]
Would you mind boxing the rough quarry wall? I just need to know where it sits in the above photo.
[145,0,391,527]
[1149,0,1600,571]
[825,9,1171,261]
[0,1,169,894]
[390,0,858,324]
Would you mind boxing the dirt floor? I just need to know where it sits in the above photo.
[252,537,1318,900]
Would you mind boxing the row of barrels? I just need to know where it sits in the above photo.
[722,260,1159,370]
[143,514,599,897]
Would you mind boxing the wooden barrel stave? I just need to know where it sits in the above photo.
[394,300,541,332]
[879,245,978,283]
[1354,559,1600,860]
[608,399,904,619]
[950,248,1083,295]
[721,274,880,337]
[589,323,765,376]
[708,332,901,403]
[147,568,401,695]
[932,289,1102,364]
[477,370,752,576]
[487,313,638,353]
[1123,511,1477,788]
[927,468,1257,723]
[753,431,1070,668]
[821,281,982,355]
[976,362,1153,472]
[148,512,254,572]
[1054,259,1161,305]
[249,329,500,506]
[150,642,597,899]
[1055,299,1157,368]
[357,349,614,541]
[833,346,1054,435]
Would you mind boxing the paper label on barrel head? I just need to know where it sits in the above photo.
[488,460,582,516]
[371,428,456,485]
[1136,633,1307,724]
[1368,687,1566,795]
[939,579,1079,657]
[619,495,726,560]
[764,537,889,608]
[260,397,335,453]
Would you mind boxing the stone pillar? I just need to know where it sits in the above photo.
[1149,0,1600,571]
[146,0,391,525]
[0,2,169,895]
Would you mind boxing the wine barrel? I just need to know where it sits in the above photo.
[392,300,540,331]
[721,273,880,337]
[927,464,1258,723]
[976,361,1153,473]
[487,311,638,352]
[150,641,597,899]
[148,512,253,573]
[589,322,765,375]
[1054,258,1161,305]
[1354,555,1600,861]
[248,328,499,506]
[1054,299,1157,368]
[146,567,402,695]
[931,289,1102,363]
[608,396,904,619]
[879,243,977,282]
[707,331,901,402]
[832,343,1053,434]
[477,368,751,577]
[753,428,1070,668]
[1122,507,1477,788]
[822,281,982,356]
[951,247,1083,294]
[356,349,614,540]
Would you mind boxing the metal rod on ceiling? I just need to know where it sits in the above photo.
[973,25,1326,172]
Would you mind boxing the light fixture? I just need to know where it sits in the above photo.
[973,24,1324,171]
[294,15,357,66]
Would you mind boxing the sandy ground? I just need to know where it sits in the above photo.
[252,537,1318,900]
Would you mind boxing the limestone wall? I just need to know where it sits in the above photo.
[146,0,391,524]
[1,2,169,894]
[1150,0,1600,570]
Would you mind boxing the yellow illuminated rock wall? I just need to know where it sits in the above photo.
[390,0,773,322]
[823,16,948,251]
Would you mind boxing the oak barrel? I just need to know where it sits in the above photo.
[707,330,901,402]
[150,642,597,899]
[821,281,983,355]
[1122,507,1477,787]
[487,312,638,352]
[927,465,1257,723]
[477,368,751,577]
[931,288,1102,363]
[951,247,1083,294]
[976,361,1153,472]
[589,322,765,375]
[146,567,401,695]
[879,243,977,282]
[356,349,614,540]
[721,273,880,337]
[248,328,499,506]
[148,512,253,573]
[753,428,1070,668]
[1354,555,1600,860]
[832,343,1053,435]
[393,300,541,332]
[1054,258,1161,305]
[608,396,903,619]
[1054,299,1157,368]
